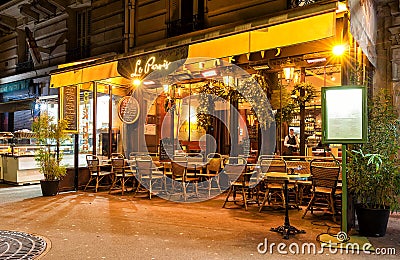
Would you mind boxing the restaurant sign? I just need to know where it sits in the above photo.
[117,45,189,79]
[118,96,140,124]
[62,85,79,132]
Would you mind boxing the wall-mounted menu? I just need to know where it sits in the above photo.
[62,85,78,132]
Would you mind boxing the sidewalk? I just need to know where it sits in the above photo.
[0,185,398,259]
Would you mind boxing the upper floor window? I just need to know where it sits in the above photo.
[167,0,205,37]
[68,9,91,61]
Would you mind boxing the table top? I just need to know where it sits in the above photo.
[263,171,311,181]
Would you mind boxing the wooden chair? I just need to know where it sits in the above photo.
[134,155,165,199]
[84,155,111,192]
[302,159,341,221]
[109,157,135,195]
[222,156,254,210]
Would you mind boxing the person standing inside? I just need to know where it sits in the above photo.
[283,128,300,156]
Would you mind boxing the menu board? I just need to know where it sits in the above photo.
[322,86,367,144]
[118,96,140,124]
[159,138,173,161]
[62,85,78,132]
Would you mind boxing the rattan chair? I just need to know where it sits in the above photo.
[84,155,111,192]
[201,153,222,197]
[222,156,254,210]
[109,157,135,195]
[170,158,199,201]
[134,155,165,199]
[302,159,341,221]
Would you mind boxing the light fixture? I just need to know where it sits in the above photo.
[247,114,255,126]
[332,44,346,56]
[281,58,295,81]
[305,57,327,64]
[143,80,155,85]
[202,70,217,77]
[133,78,141,86]
[252,64,270,70]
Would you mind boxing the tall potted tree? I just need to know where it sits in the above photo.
[32,112,69,196]
[347,90,400,236]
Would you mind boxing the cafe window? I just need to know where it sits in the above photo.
[79,87,93,166]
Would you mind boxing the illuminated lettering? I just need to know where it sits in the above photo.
[131,56,171,77]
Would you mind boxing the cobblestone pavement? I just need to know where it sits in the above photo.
[0,185,398,259]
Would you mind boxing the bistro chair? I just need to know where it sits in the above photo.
[302,159,341,222]
[109,157,135,195]
[84,155,111,192]
[258,156,291,212]
[222,156,255,210]
[284,157,312,206]
[170,158,199,201]
[200,153,222,197]
[134,155,165,199]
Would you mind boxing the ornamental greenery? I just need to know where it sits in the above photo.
[291,82,316,106]
[32,112,69,181]
[195,76,274,130]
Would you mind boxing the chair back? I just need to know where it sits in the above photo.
[111,157,126,175]
[223,156,247,183]
[86,155,100,173]
[207,157,222,173]
[206,153,222,160]
[171,160,187,179]
[187,153,204,163]
[135,155,154,178]
[310,159,340,190]
[258,157,286,173]
[111,153,125,159]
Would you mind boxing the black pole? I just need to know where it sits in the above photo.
[74,133,79,190]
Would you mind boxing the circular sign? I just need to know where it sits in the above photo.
[118,96,140,124]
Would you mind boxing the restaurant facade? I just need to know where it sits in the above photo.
[0,0,395,190]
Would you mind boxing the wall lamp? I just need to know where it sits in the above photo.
[281,58,295,81]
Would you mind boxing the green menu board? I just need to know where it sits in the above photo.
[321,86,367,144]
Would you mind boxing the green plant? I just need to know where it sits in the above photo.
[32,112,70,181]
[347,90,400,211]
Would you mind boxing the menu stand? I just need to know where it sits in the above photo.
[270,179,305,239]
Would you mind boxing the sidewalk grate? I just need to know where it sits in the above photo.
[0,230,47,259]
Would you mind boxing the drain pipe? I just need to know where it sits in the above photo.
[124,0,135,52]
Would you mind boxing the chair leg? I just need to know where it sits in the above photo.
[302,194,316,218]
[259,189,269,212]
[84,176,94,191]
[242,187,248,211]
[329,194,336,222]
[222,186,233,208]
[109,177,117,194]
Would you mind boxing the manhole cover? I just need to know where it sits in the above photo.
[0,230,47,259]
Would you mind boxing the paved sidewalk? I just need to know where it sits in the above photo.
[0,186,398,259]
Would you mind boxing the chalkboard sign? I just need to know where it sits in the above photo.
[159,138,174,161]
[62,85,78,132]
[118,96,140,124]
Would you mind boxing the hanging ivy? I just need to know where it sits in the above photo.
[237,77,274,130]
[196,81,229,130]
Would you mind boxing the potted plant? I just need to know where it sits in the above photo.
[32,112,69,196]
[347,90,400,236]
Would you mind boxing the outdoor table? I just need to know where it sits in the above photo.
[264,172,309,239]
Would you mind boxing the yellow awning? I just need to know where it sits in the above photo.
[188,12,336,58]
[50,61,121,88]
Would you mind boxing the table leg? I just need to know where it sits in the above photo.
[270,180,305,239]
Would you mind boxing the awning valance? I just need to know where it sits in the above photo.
[187,12,336,58]
[50,61,121,88]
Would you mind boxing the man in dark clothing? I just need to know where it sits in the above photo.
[283,128,300,156]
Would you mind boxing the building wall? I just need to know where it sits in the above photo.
[91,0,124,56]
